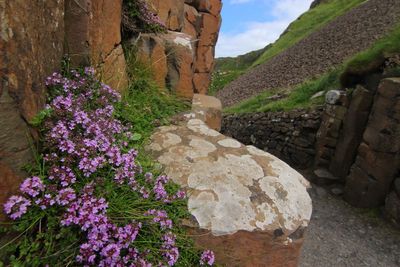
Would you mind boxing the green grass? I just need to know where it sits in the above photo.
[344,23,400,75]
[117,44,190,146]
[225,68,342,114]
[210,0,365,95]
[226,22,400,114]
[208,70,245,96]
[252,0,366,66]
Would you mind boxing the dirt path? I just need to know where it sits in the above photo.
[300,185,400,267]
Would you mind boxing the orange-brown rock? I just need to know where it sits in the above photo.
[192,0,223,17]
[148,0,185,31]
[198,12,221,47]
[193,73,212,94]
[188,228,303,267]
[64,0,128,91]
[164,33,195,98]
[101,45,130,92]
[1,0,65,216]
[182,4,201,39]
[195,45,215,73]
[136,34,169,89]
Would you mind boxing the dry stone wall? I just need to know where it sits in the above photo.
[222,109,323,169]
[137,0,222,98]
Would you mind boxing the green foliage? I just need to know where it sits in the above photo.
[117,44,190,145]
[225,68,342,114]
[208,70,244,96]
[253,0,365,66]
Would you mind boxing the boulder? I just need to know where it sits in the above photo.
[147,110,312,266]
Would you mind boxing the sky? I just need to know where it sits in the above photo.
[216,0,314,58]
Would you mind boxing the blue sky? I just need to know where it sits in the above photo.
[216,0,313,57]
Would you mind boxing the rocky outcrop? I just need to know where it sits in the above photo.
[0,1,129,216]
[147,95,312,266]
[222,109,323,169]
[344,78,400,208]
[64,0,129,91]
[217,0,400,107]
[137,0,222,97]
[0,0,65,220]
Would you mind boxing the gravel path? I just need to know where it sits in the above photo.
[217,0,400,107]
[300,184,400,267]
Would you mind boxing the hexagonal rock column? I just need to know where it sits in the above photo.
[147,113,312,266]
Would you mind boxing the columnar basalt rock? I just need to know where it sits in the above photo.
[139,0,222,96]
[64,0,129,91]
[147,96,312,266]
[0,0,65,219]
[344,78,400,208]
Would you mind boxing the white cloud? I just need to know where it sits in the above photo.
[216,0,313,57]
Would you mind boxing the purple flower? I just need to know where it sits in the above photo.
[3,196,31,220]
[200,250,215,266]
[56,188,76,206]
[19,176,45,197]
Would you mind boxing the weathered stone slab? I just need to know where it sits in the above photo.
[147,111,312,266]
[192,94,222,131]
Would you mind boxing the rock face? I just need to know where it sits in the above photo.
[137,0,222,97]
[0,0,65,220]
[344,78,400,208]
[222,109,323,169]
[147,96,312,266]
[64,0,129,91]
[0,1,130,217]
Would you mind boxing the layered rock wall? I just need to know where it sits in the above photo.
[137,0,222,97]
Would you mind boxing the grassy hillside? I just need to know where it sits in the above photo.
[252,0,366,66]
[225,24,400,114]
[210,0,365,95]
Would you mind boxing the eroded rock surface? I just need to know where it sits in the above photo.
[137,0,222,96]
[147,98,312,265]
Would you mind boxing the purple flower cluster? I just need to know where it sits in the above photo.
[200,250,215,266]
[135,0,167,31]
[3,68,214,266]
